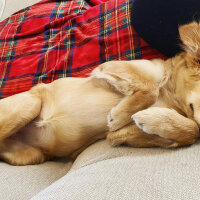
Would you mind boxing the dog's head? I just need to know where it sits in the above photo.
[178,22,200,125]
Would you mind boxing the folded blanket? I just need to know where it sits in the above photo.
[0,0,165,99]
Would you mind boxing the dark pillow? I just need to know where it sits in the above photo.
[131,0,200,57]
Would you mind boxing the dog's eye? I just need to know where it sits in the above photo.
[189,103,194,112]
[195,59,200,64]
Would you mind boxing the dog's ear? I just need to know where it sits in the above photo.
[91,61,149,96]
[179,22,200,64]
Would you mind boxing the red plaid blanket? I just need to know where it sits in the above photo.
[0,0,165,99]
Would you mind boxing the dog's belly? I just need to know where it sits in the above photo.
[9,122,45,150]
[18,78,123,157]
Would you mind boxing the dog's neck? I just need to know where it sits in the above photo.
[152,54,188,116]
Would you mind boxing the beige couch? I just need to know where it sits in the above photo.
[1,1,200,199]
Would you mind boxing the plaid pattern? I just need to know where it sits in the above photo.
[0,0,165,99]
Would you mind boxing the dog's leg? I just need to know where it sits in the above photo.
[107,124,177,148]
[0,87,42,141]
[93,60,160,131]
[108,90,158,131]
[0,139,47,165]
[132,107,199,147]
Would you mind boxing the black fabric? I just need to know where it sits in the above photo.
[131,0,200,57]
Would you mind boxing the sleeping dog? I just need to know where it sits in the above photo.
[0,22,200,165]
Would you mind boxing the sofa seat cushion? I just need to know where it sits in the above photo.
[0,158,73,200]
[31,140,200,200]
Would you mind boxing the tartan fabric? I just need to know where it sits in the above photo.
[0,0,165,99]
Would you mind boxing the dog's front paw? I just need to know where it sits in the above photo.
[107,107,131,131]
[132,109,158,135]
[107,108,122,131]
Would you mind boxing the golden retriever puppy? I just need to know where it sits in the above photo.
[0,22,200,165]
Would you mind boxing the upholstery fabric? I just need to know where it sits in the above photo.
[1,0,40,21]
[31,140,200,200]
[0,0,6,20]
[0,158,73,200]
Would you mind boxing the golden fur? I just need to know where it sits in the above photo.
[0,22,200,165]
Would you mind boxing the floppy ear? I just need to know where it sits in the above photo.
[179,22,200,64]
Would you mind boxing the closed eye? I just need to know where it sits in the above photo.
[189,103,194,112]
[195,59,200,64]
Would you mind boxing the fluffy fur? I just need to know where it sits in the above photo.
[0,22,200,165]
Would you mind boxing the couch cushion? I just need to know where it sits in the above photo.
[31,140,200,200]
[0,158,73,200]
